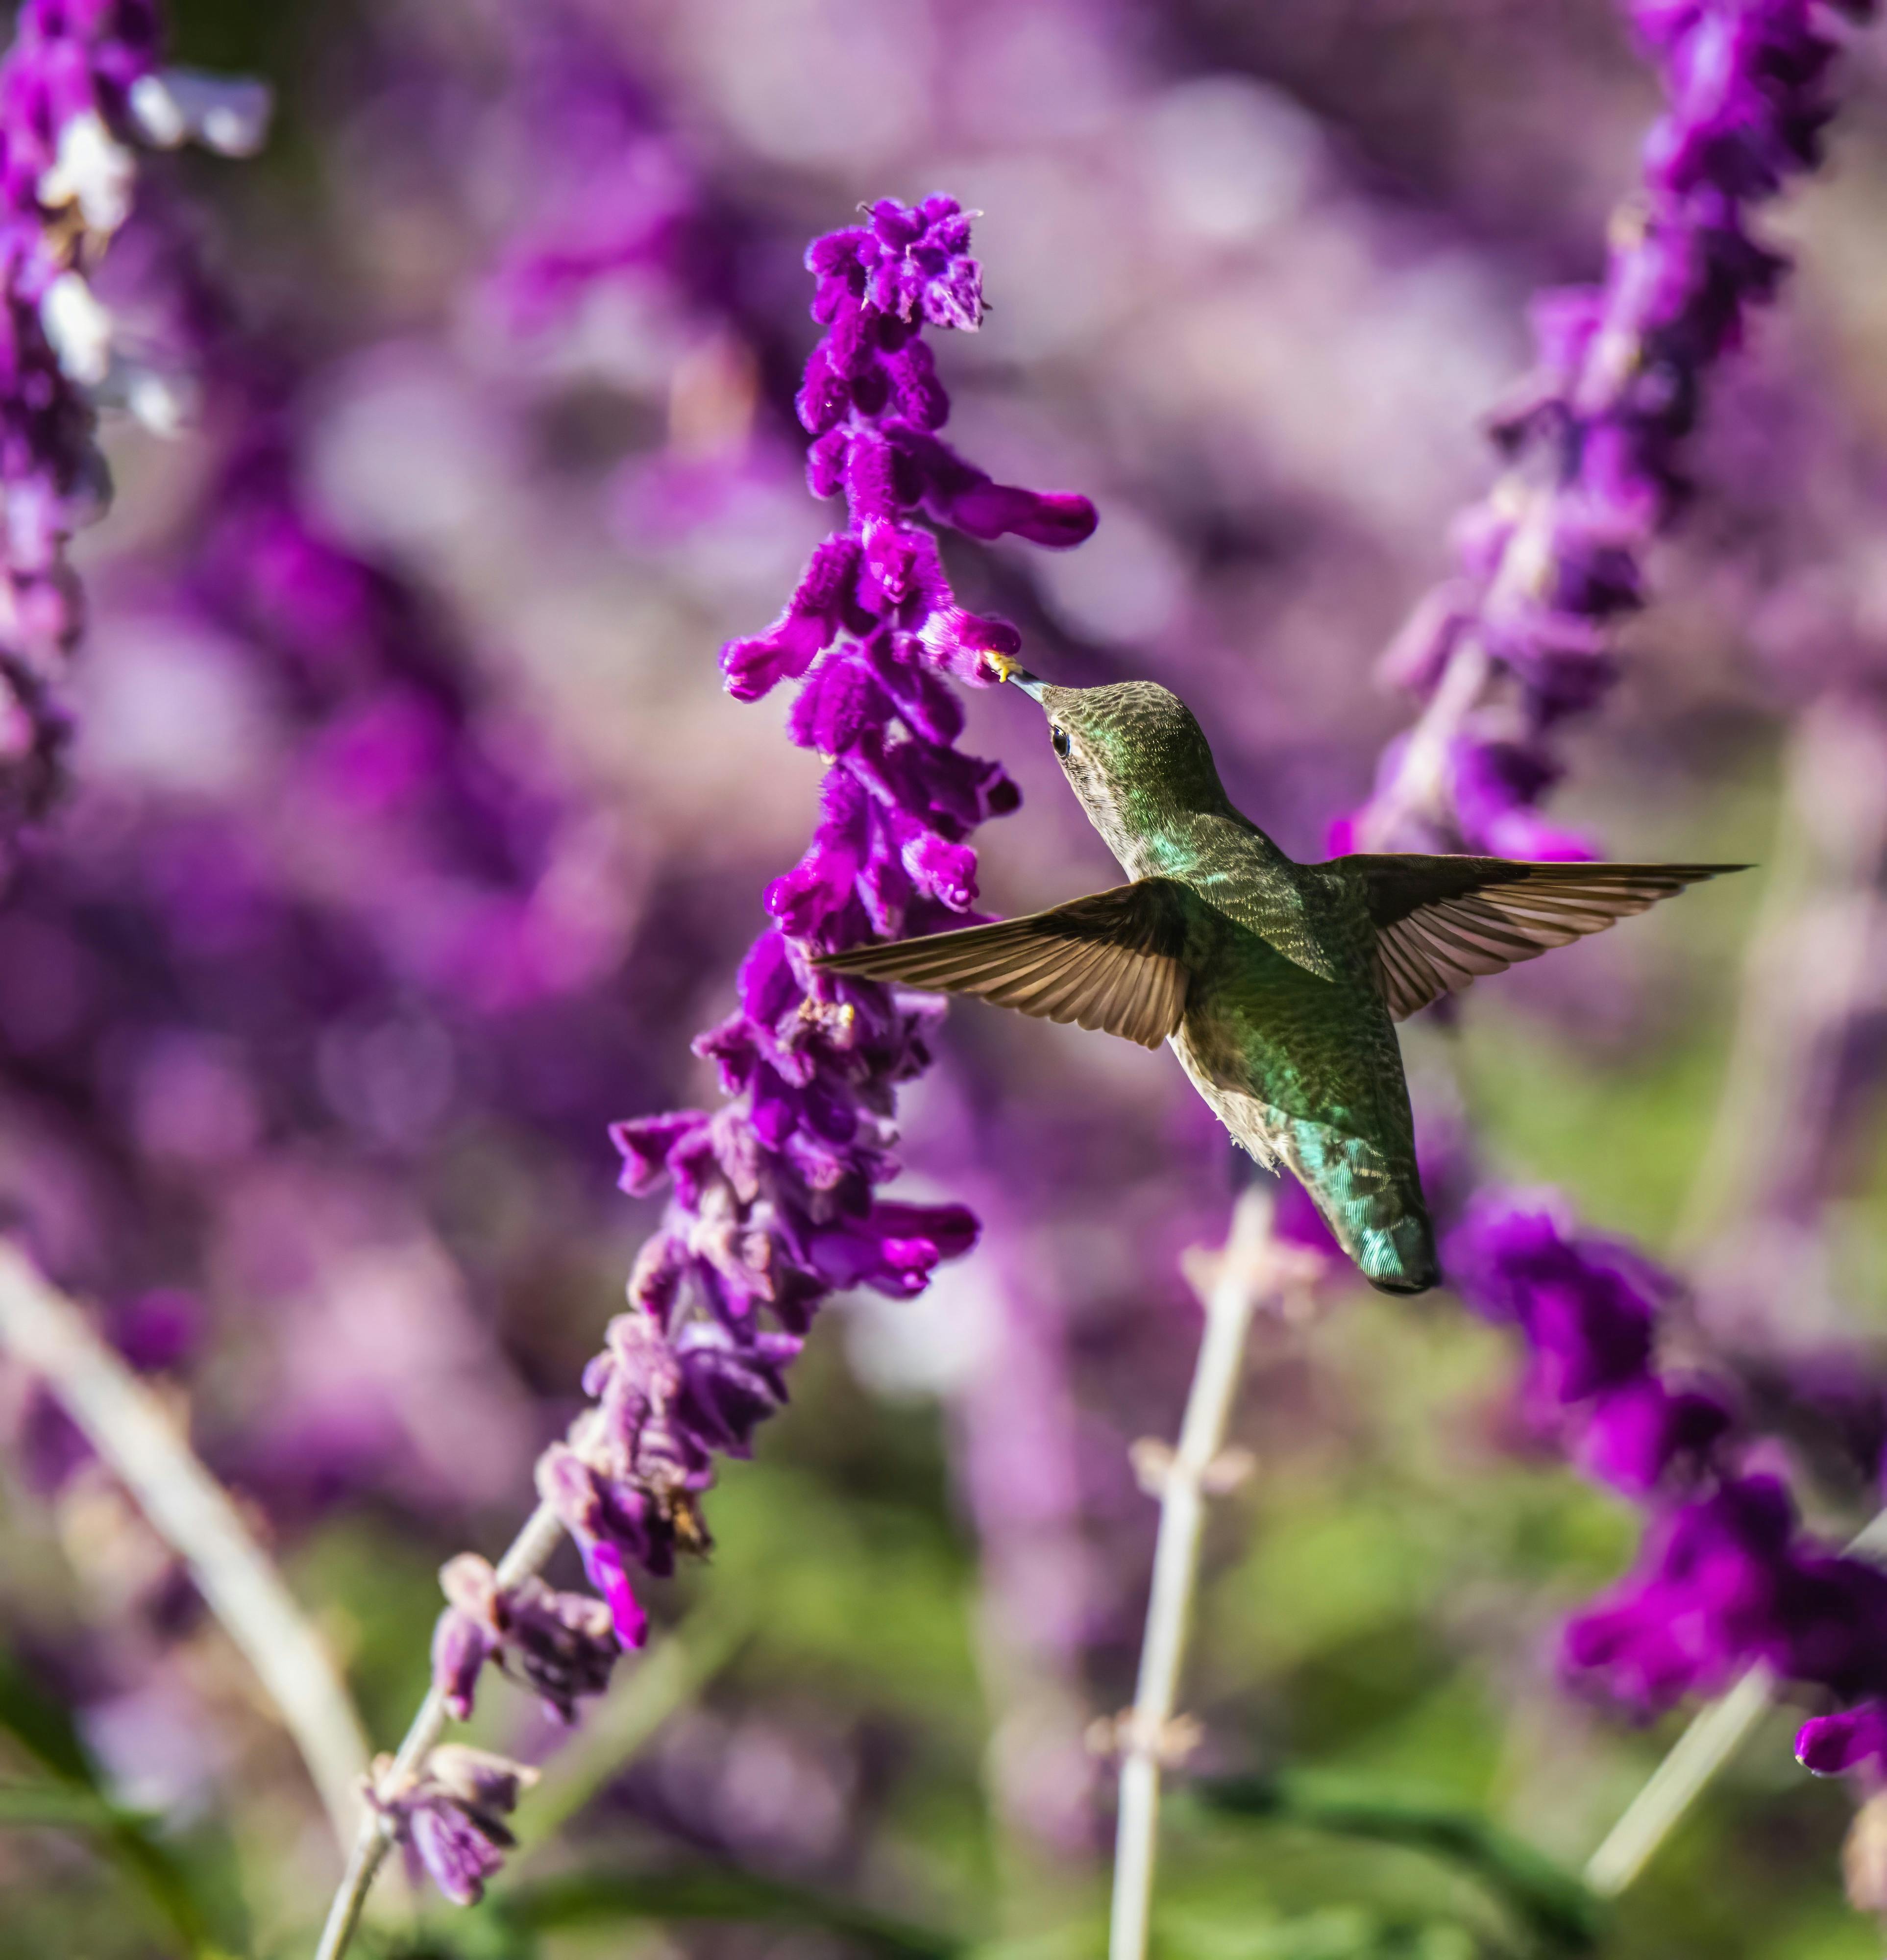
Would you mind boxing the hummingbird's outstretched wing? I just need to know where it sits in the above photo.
[811,880,1192,1049]
[1335,855,1747,1020]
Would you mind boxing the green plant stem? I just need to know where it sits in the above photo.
[1582,1667,1775,1897]
[310,1494,569,1960]
[516,1605,753,1857]
[1108,1182,1274,1960]
[0,1241,369,1848]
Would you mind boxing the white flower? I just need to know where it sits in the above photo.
[39,272,113,387]
[38,109,136,235]
[128,69,273,158]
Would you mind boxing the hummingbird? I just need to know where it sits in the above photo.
[813,660,1744,1295]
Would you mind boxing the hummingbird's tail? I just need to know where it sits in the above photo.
[1274,1119,1441,1296]
[1356,1214,1441,1295]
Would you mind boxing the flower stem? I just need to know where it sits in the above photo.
[1583,1506,1887,1896]
[311,1495,570,1960]
[1108,1182,1275,1960]
[1582,1666,1776,1896]
[0,1241,371,1847]
[516,1604,753,1858]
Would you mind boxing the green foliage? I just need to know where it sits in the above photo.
[495,1862,967,1958]
[0,1649,243,1957]
[1160,1906,1481,1960]
[0,1644,93,1782]
[1189,1774,1601,1956]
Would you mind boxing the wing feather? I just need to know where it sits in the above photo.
[1333,855,1746,1021]
[812,880,1194,1050]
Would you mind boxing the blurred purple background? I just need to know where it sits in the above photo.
[4,2,1887,1955]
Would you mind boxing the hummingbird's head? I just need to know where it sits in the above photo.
[990,655,1229,868]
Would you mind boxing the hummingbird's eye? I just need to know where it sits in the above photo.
[1050,725,1071,759]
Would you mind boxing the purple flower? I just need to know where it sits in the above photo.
[561,199,1091,1585]
[0,3,268,865]
[1450,1188,1887,1760]
[1446,1191,1684,1430]
[429,1596,490,1725]
[1799,1703,1887,1778]
[1574,1376,1733,1498]
[1448,737,1597,862]
[580,1539,648,1651]
[368,1744,539,1908]
[1564,1474,1801,1711]
[431,1552,619,1726]
[1446,1188,1742,1507]
[1566,1474,1887,1720]
[1345,0,1869,855]
[401,193,1093,1910]
[537,1440,690,1579]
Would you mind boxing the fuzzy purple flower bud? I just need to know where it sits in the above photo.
[580,1538,648,1651]
[436,1551,619,1725]
[430,1601,491,1724]
[368,1745,539,1908]
[1799,1703,1887,1779]
[408,1801,508,1907]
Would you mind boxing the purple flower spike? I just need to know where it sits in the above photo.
[1347,0,1871,856]
[389,197,1096,1911]
[0,3,269,869]
[1458,1187,1887,1766]
[517,198,1095,1592]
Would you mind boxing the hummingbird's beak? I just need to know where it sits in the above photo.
[986,648,1047,702]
